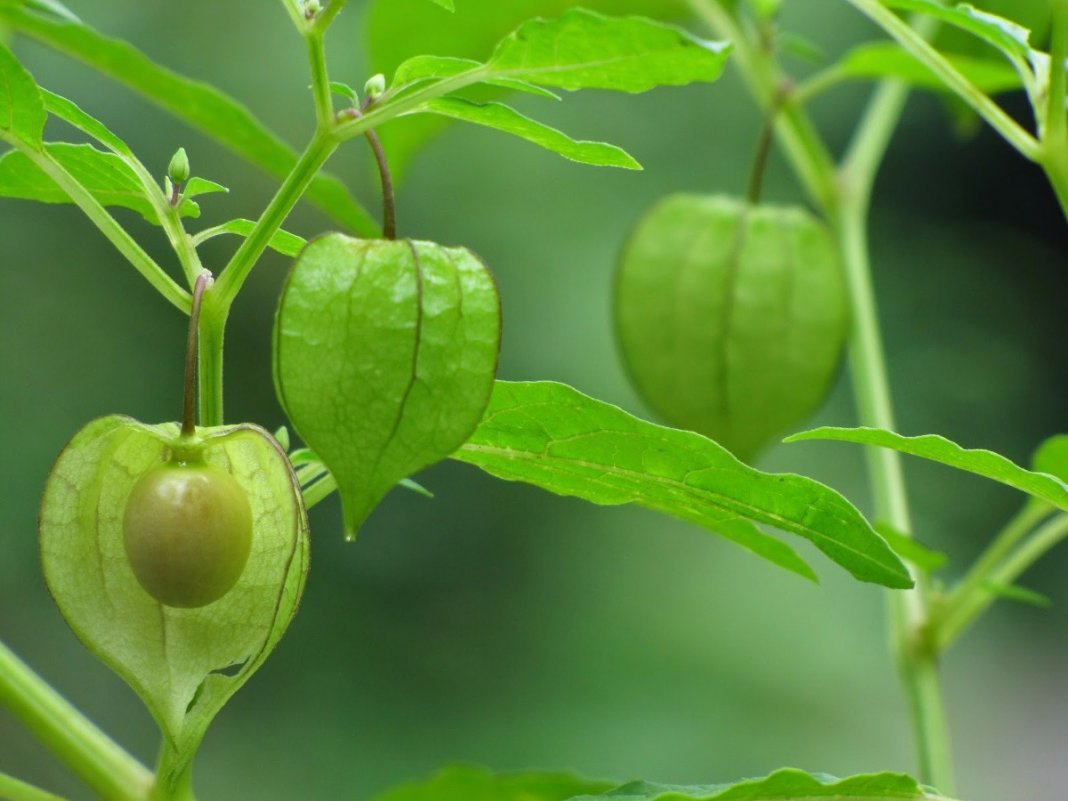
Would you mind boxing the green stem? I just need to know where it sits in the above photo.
[0,641,152,801]
[988,514,1068,595]
[1042,0,1068,220]
[306,31,333,128]
[685,0,839,210]
[17,144,190,313]
[214,131,338,307]
[301,472,337,509]
[1047,0,1068,145]
[312,0,350,33]
[845,0,1042,162]
[838,109,955,795]
[149,747,196,801]
[936,501,1053,649]
[279,0,305,30]
[196,287,227,428]
[689,1,954,790]
[182,272,212,435]
[938,512,1068,650]
[0,772,70,801]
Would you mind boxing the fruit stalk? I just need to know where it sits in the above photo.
[183,272,212,437]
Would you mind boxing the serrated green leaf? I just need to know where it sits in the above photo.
[41,89,131,155]
[415,97,640,169]
[837,42,1022,94]
[616,194,848,462]
[0,3,378,234]
[983,581,1051,609]
[372,764,613,801]
[274,234,501,538]
[39,417,309,783]
[1032,435,1068,484]
[452,382,911,589]
[192,219,307,258]
[0,143,197,223]
[786,427,1068,511]
[875,523,947,572]
[575,768,951,800]
[0,39,45,146]
[485,8,730,93]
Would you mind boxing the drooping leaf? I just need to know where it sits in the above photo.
[483,8,731,93]
[0,143,197,223]
[372,765,613,801]
[274,234,501,538]
[0,39,45,146]
[983,581,1051,609]
[452,381,912,589]
[0,3,378,235]
[786,427,1068,511]
[836,42,1022,95]
[414,97,640,168]
[192,219,307,258]
[615,194,848,462]
[572,768,952,800]
[1032,434,1068,484]
[39,417,309,783]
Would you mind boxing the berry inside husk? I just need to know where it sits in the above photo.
[122,460,253,608]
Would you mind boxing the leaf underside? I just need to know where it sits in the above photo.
[452,381,911,588]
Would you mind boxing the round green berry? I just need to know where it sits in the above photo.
[122,460,252,608]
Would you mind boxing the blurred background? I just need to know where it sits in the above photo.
[1,1,1066,799]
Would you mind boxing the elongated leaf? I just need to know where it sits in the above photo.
[485,8,730,93]
[573,768,952,800]
[837,42,1022,94]
[1033,435,1068,483]
[41,89,132,155]
[881,0,1032,65]
[0,39,44,145]
[372,765,612,801]
[366,0,699,177]
[984,581,1051,609]
[786,427,1068,511]
[40,417,309,783]
[416,97,640,169]
[392,55,561,98]
[274,234,501,538]
[193,218,306,257]
[0,143,196,223]
[452,382,911,588]
[0,4,378,235]
[424,0,455,9]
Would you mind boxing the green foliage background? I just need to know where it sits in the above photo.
[1,1,1066,799]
